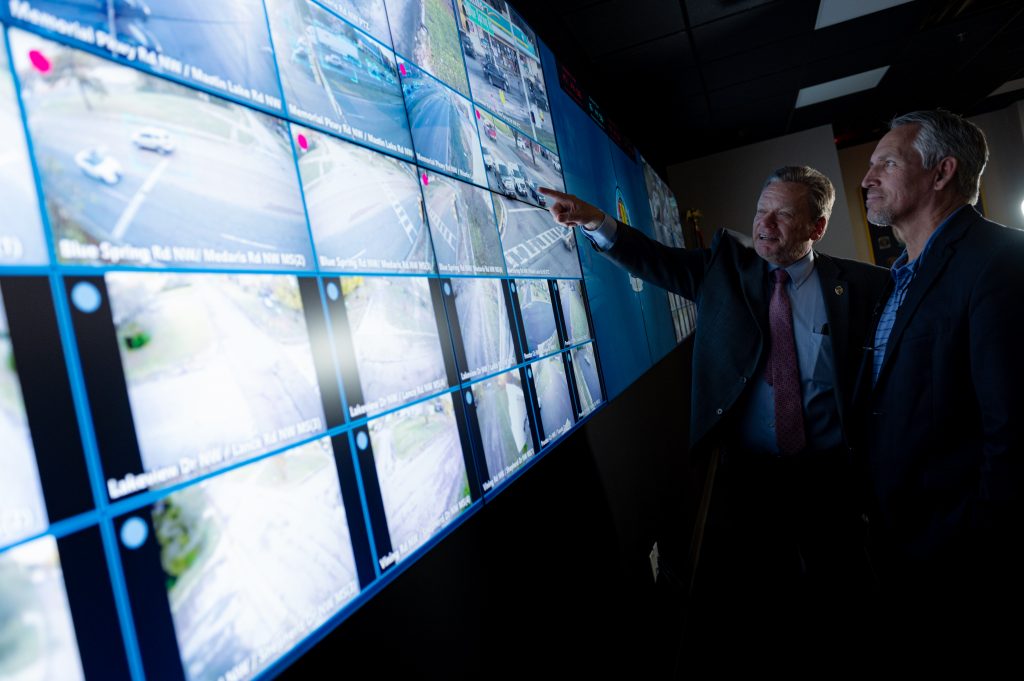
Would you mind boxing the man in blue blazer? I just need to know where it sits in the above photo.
[860,110,1024,639]
[541,167,889,643]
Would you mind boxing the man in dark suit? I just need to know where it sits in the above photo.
[540,167,889,647]
[859,110,1024,641]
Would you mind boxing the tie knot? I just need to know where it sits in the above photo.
[773,269,790,284]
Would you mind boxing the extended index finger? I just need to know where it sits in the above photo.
[538,187,571,200]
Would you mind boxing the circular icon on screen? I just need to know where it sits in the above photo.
[120,517,148,549]
[71,281,102,314]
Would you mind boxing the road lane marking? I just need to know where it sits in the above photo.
[110,158,171,240]
[221,234,276,249]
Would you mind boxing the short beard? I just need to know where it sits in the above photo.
[867,207,894,226]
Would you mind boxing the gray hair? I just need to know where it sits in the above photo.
[762,165,835,221]
[890,110,988,205]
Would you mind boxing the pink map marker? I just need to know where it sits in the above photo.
[399,63,406,76]
[296,134,309,150]
[28,50,51,74]
[421,172,429,186]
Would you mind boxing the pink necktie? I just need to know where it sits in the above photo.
[765,269,806,455]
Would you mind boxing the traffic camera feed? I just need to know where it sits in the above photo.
[447,277,517,382]
[421,169,504,275]
[457,0,556,150]
[531,353,573,447]
[151,438,359,681]
[0,536,85,681]
[295,125,434,273]
[400,58,487,186]
[557,279,591,345]
[494,194,581,278]
[14,0,284,112]
[320,0,393,47]
[0,31,48,265]
[514,278,558,360]
[334,276,449,419]
[11,30,314,270]
[476,105,561,208]
[104,273,327,492]
[366,392,471,565]
[266,0,414,158]
[384,0,469,96]
[0,290,48,545]
[570,342,602,417]
[471,368,534,491]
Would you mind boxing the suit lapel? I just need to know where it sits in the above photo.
[815,253,850,420]
[815,253,849,364]
[875,207,975,387]
[739,249,770,350]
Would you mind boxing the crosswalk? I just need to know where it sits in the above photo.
[503,226,564,268]
[390,196,420,245]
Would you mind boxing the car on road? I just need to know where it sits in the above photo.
[552,157,561,173]
[132,127,175,154]
[509,163,527,196]
[461,32,476,59]
[483,120,497,140]
[75,147,122,185]
[496,162,516,197]
[323,53,344,68]
[483,60,508,90]
[483,150,495,172]
[527,180,546,206]
[515,136,528,150]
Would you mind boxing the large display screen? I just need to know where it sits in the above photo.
[642,157,697,342]
[0,0,689,676]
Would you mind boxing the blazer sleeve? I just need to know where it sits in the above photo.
[601,221,713,301]
[967,240,1024,539]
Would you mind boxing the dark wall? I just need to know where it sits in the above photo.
[281,337,703,677]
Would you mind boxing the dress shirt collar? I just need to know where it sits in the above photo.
[767,249,815,290]
[890,205,965,281]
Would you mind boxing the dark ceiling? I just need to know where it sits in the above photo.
[511,0,1024,175]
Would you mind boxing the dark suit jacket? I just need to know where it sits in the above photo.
[603,222,889,455]
[863,205,1024,590]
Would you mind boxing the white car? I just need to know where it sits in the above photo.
[74,147,122,185]
[510,163,527,196]
[132,127,175,154]
[483,150,495,172]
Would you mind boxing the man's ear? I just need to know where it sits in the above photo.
[934,156,958,191]
[810,216,827,242]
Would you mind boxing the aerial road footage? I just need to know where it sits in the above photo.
[267,0,414,158]
[105,272,327,489]
[368,393,471,565]
[152,438,359,681]
[10,29,313,270]
[401,59,487,186]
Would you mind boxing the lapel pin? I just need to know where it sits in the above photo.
[834,285,844,296]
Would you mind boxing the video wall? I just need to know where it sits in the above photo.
[0,1,686,679]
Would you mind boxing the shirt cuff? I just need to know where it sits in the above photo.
[581,213,618,251]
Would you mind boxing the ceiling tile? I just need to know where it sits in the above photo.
[565,0,685,57]
[689,0,819,62]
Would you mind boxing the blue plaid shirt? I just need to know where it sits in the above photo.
[872,207,963,385]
